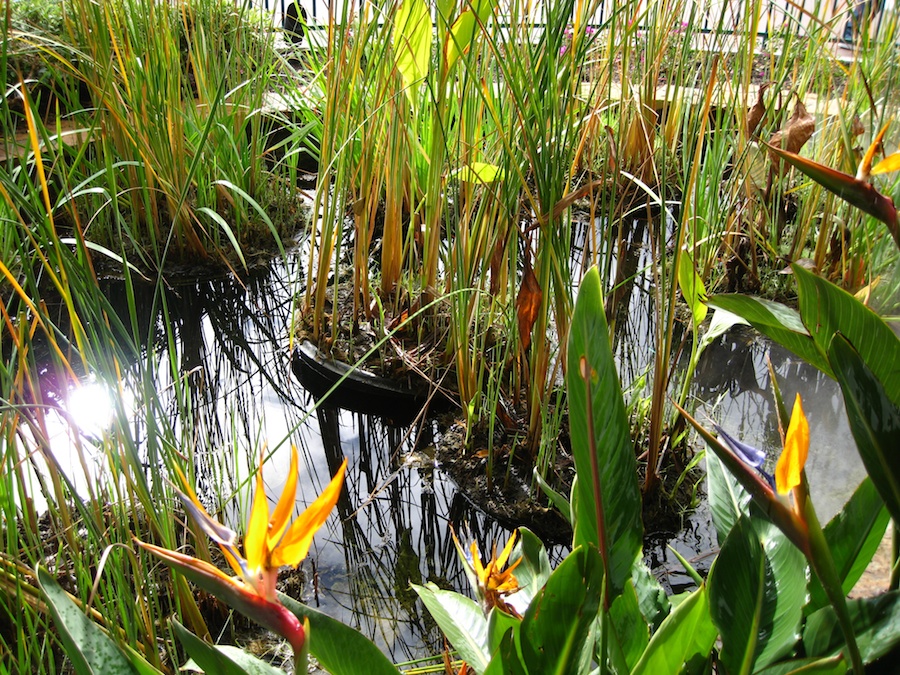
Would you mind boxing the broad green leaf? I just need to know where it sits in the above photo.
[38,568,143,675]
[444,0,494,72]
[455,162,503,184]
[534,468,572,524]
[753,654,846,674]
[511,527,551,608]
[795,265,900,407]
[519,546,604,675]
[172,620,282,675]
[410,584,489,672]
[804,591,900,664]
[566,266,643,599]
[752,518,807,669]
[807,478,889,614]
[706,295,831,375]
[706,452,751,544]
[631,585,718,674]
[278,593,399,675]
[678,252,708,327]
[209,648,286,674]
[609,580,649,670]
[487,608,521,657]
[697,307,749,356]
[484,627,527,675]
[445,10,476,71]
[631,561,671,629]
[708,516,765,674]
[828,334,900,525]
[392,0,433,107]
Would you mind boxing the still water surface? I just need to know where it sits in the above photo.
[39,244,865,663]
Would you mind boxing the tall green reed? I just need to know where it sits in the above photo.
[9,0,311,270]
[0,103,209,671]
[295,0,900,496]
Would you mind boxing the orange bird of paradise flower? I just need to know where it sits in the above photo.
[463,530,523,618]
[136,446,346,662]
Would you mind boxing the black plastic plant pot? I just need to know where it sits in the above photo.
[290,340,429,426]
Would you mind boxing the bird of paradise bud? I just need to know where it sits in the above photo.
[765,121,900,251]
[135,447,347,671]
[453,529,523,617]
[679,394,864,674]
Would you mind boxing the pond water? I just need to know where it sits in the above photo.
[33,235,868,666]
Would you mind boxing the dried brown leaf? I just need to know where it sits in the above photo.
[768,98,815,156]
[515,262,542,352]
[747,83,769,137]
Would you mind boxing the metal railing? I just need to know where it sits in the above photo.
[245,0,895,44]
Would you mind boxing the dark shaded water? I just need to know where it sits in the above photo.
[36,238,865,664]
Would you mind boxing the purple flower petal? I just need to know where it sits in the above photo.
[713,425,767,469]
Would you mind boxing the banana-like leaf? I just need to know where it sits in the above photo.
[678,251,708,328]
[410,584,490,672]
[484,628,527,675]
[444,0,493,71]
[706,295,831,376]
[753,655,846,674]
[38,568,160,675]
[392,0,433,107]
[804,591,900,664]
[752,518,808,669]
[487,609,521,658]
[794,265,900,408]
[631,584,718,674]
[278,593,400,675]
[706,452,753,544]
[828,334,900,525]
[519,546,604,675]
[511,527,552,609]
[566,266,643,599]
[631,561,671,630]
[172,620,283,675]
[709,516,765,675]
[609,580,650,671]
[455,161,503,184]
[764,141,899,250]
[807,478,889,614]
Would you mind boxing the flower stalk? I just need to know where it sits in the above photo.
[679,395,864,673]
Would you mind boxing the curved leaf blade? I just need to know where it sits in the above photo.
[708,516,765,674]
[278,593,400,675]
[410,584,490,672]
[828,334,900,525]
[172,620,282,675]
[519,546,604,675]
[38,568,140,675]
[752,518,807,669]
[706,295,830,376]
[804,591,900,664]
[706,452,752,544]
[393,0,433,107]
[631,584,717,674]
[795,265,900,407]
[566,266,643,599]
